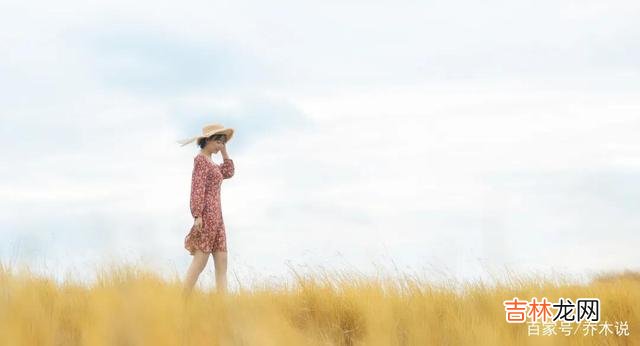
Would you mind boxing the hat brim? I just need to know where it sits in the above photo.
[205,128,234,141]
[176,128,234,147]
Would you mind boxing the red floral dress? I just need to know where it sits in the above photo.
[184,153,235,255]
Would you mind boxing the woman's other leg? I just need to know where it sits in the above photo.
[183,249,210,298]
[212,251,227,293]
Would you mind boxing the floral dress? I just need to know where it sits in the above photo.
[184,153,235,255]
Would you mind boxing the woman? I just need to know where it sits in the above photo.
[177,123,235,297]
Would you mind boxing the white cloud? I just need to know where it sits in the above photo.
[1,0,639,288]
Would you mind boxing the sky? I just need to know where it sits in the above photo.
[1,0,639,290]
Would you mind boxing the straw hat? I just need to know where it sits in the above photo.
[176,123,234,147]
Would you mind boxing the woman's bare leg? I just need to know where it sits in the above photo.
[212,251,228,294]
[182,249,210,298]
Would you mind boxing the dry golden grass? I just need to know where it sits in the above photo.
[0,261,638,345]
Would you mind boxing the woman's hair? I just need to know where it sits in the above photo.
[197,134,227,149]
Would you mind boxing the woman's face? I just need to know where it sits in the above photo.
[205,135,227,153]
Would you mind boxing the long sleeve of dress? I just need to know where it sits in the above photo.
[220,158,235,179]
[190,155,207,218]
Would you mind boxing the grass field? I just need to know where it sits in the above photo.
[1,261,638,345]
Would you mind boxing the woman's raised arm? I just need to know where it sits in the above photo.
[220,158,234,179]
